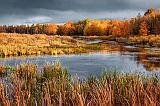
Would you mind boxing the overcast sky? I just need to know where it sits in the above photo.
[0,0,159,25]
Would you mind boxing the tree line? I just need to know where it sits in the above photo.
[0,8,160,37]
[0,24,57,35]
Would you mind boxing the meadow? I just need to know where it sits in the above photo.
[0,33,105,57]
[0,62,160,106]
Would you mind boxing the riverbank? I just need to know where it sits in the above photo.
[0,33,105,57]
[1,33,160,59]
[0,63,160,106]
[74,35,160,48]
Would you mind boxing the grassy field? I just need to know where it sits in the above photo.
[0,63,160,106]
[0,33,105,57]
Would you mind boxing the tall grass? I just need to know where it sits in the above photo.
[0,63,160,106]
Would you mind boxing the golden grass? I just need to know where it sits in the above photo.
[0,33,105,57]
[128,35,160,47]
[0,65,5,74]
[0,63,160,106]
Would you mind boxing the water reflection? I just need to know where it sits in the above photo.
[136,53,160,71]
[0,42,160,77]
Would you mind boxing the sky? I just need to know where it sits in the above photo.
[0,0,159,25]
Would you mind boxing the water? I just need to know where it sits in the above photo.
[1,39,160,78]
[1,51,160,78]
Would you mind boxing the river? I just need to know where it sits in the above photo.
[1,41,160,78]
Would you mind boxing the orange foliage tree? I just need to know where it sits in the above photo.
[43,24,57,35]
[139,21,148,36]
[57,22,77,36]
[120,21,130,37]
[111,21,122,37]
[112,26,121,37]
[1,8,160,37]
[84,20,109,36]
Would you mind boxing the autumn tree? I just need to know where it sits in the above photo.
[0,26,6,33]
[84,20,106,36]
[143,8,160,35]
[144,8,160,17]
[102,20,112,36]
[151,15,160,35]
[57,25,64,35]
[121,21,130,37]
[57,22,77,36]
[112,26,121,37]
[0,8,160,37]
[75,18,91,35]
[43,24,57,35]
[139,21,148,36]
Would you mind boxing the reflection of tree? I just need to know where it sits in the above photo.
[143,61,160,71]
[135,53,160,71]
[103,42,160,72]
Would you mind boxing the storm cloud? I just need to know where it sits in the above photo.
[0,0,159,25]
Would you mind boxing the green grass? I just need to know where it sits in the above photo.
[0,62,160,106]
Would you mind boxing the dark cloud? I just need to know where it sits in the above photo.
[0,0,159,24]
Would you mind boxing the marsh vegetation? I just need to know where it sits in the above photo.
[0,33,105,57]
[1,63,160,106]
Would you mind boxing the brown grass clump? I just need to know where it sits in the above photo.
[16,63,37,80]
[0,65,5,75]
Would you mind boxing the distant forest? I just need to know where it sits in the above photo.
[0,8,160,37]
